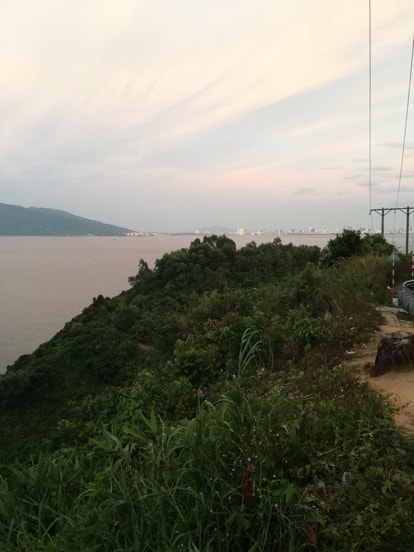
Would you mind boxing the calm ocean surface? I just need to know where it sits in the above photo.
[0,233,409,373]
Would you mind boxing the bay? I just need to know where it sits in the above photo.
[0,232,408,373]
[0,235,195,373]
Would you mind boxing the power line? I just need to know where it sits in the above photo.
[370,206,414,255]
[368,0,372,226]
[392,34,414,234]
[395,34,414,210]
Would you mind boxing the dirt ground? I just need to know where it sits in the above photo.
[345,307,414,435]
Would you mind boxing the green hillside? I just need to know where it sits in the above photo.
[0,233,413,551]
[0,203,134,235]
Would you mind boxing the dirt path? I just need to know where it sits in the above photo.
[346,307,414,434]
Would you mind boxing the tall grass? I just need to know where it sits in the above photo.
[1,330,414,551]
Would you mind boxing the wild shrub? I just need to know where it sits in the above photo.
[2,237,414,550]
[1,330,414,551]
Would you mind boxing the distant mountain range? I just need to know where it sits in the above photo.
[0,203,135,236]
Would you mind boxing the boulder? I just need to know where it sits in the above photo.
[373,331,414,376]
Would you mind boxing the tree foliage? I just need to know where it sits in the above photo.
[321,230,395,266]
[0,234,413,550]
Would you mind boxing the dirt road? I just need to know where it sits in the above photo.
[346,307,414,434]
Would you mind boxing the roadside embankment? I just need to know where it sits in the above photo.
[346,307,414,434]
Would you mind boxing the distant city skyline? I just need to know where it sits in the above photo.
[3,199,414,238]
[1,1,413,233]
[190,225,414,236]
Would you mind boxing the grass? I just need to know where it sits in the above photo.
[1,330,414,551]
[1,241,414,550]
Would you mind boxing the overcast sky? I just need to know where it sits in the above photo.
[1,1,413,233]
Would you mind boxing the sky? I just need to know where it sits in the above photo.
[1,0,414,233]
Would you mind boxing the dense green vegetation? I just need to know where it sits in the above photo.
[0,203,133,235]
[0,232,413,551]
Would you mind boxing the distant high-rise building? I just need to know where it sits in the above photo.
[236,228,245,235]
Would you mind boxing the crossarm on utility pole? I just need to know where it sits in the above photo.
[369,208,394,237]
[370,206,414,254]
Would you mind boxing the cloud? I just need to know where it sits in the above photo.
[383,142,414,149]
[372,165,394,172]
[0,0,413,231]
[293,187,318,196]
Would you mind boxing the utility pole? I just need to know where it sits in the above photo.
[370,206,414,254]
[369,208,393,237]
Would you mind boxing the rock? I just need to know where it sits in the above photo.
[373,331,414,376]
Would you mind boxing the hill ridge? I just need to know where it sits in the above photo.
[0,202,135,236]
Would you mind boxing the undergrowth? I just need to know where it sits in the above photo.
[1,237,413,550]
[1,330,413,551]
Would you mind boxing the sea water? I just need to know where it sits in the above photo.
[0,232,409,373]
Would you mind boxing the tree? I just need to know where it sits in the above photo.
[320,229,363,266]
[128,259,154,287]
[361,233,394,256]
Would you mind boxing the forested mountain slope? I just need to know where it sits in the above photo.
[0,233,413,551]
[0,202,134,235]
